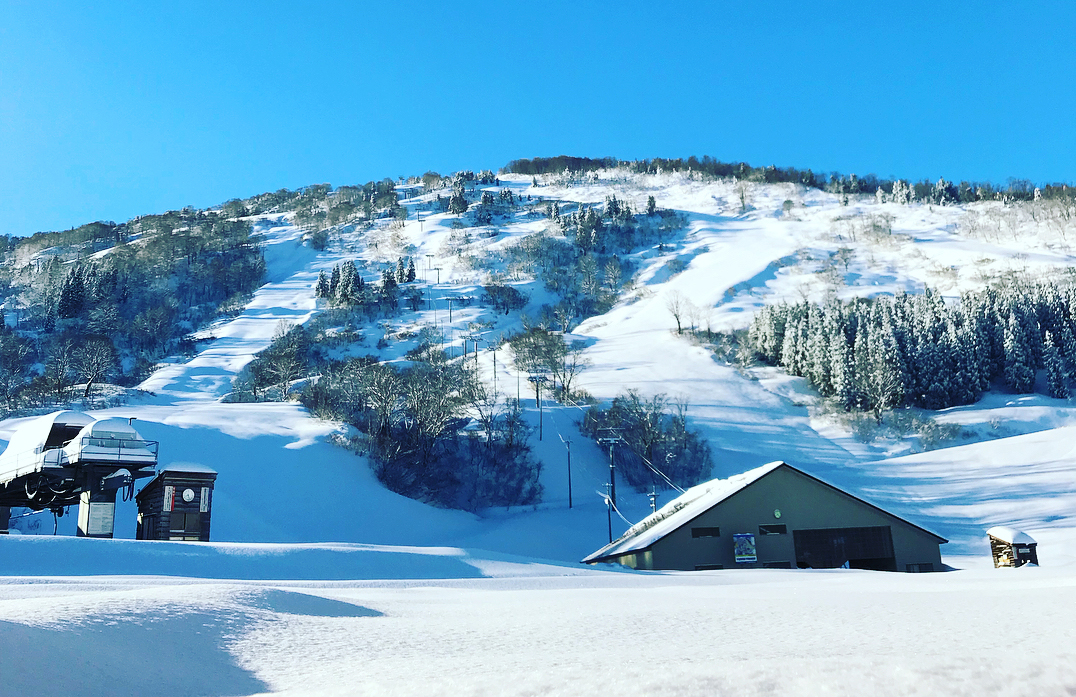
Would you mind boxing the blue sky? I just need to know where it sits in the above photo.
[2,1,1074,236]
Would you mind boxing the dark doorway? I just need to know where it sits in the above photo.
[793,526,896,571]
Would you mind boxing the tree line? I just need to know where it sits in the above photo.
[748,281,1076,419]
[506,155,1075,205]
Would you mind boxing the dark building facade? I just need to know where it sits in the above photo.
[136,466,217,542]
[584,462,946,573]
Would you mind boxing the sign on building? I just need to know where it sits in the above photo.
[733,533,757,563]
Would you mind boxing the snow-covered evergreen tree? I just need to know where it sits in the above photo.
[58,266,86,319]
[1004,312,1035,393]
[829,330,855,410]
[329,264,340,297]
[1045,331,1069,398]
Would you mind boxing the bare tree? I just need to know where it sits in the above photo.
[259,322,308,397]
[360,362,402,440]
[558,341,590,399]
[0,337,30,409]
[44,341,78,401]
[666,291,686,335]
[75,337,117,398]
[737,181,750,213]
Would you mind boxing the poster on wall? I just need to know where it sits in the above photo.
[733,533,757,563]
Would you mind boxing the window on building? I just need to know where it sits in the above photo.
[169,512,202,541]
[762,561,792,569]
[906,563,934,573]
[759,524,787,535]
[691,527,720,538]
[694,564,723,571]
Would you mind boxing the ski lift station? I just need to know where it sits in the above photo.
[0,410,216,540]
[584,462,947,573]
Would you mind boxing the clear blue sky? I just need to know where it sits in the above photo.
[2,1,1074,236]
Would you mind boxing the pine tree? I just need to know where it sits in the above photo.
[57,267,85,319]
[804,304,831,394]
[829,330,855,410]
[448,184,469,216]
[337,261,361,305]
[852,324,872,410]
[646,196,657,216]
[315,270,330,299]
[1004,312,1035,393]
[406,257,416,282]
[329,264,340,297]
[867,312,907,417]
[1045,331,1069,398]
[42,303,56,333]
[380,268,399,309]
[396,257,406,284]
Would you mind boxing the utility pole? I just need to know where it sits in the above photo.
[564,438,572,509]
[527,375,548,441]
[487,344,498,394]
[605,483,613,542]
[648,488,659,513]
[597,432,621,508]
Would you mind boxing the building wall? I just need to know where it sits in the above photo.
[623,466,943,572]
[136,473,215,542]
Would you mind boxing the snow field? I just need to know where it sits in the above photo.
[3,170,1076,695]
[1,563,1074,697]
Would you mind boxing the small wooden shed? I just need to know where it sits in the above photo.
[987,526,1038,568]
[136,464,217,542]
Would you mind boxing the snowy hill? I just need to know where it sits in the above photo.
[2,168,1076,695]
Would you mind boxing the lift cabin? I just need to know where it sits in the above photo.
[0,411,159,537]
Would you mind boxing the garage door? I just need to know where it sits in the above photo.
[793,526,896,571]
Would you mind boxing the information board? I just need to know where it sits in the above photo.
[733,533,757,563]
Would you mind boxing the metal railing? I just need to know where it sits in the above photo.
[73,436,159,462]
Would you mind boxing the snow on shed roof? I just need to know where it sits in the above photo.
[583,461,785,563]
[987,526,1036,545]
[161,462,218,474]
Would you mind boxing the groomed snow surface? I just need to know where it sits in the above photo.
[3,173,1076,695]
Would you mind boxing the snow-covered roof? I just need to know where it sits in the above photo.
[583,461,785,563]
[161,462,218,474]
[584,461,947,564]
[73,417,146,441]
[987,526,1037,545]
[0,410,94,470]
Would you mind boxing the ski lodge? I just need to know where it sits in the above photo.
[583,461,946,573]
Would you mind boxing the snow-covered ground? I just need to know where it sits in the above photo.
[3,171,1075,695]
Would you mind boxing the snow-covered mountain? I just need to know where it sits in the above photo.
[2,168,1074,696]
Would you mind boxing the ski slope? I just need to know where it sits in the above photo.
[2,171,1075,696]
